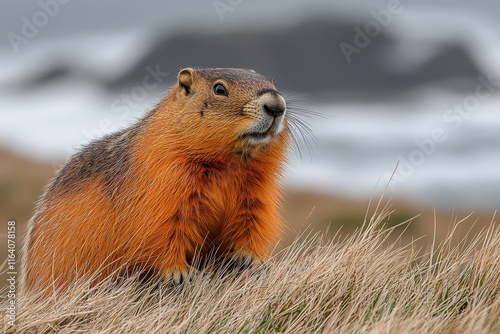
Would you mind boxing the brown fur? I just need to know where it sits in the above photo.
[22,68,290,294]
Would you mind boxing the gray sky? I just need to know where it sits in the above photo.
[1,0,499,51]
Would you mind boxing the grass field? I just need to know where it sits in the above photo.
[1,200,498,333]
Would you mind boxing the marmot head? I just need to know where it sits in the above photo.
[167,67,289,159]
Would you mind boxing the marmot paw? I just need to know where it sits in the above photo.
[230,250,263,270]
[162,265,196,285]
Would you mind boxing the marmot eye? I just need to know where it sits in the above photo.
[213,83,228,96]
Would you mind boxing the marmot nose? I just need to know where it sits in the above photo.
[260,92,286,118]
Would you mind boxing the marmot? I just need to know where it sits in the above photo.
[22,68,290,294]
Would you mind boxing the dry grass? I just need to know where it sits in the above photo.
[1,203,499,334]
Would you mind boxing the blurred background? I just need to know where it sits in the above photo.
[1,0,499,276]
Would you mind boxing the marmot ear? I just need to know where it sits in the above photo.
[178,68,195,95]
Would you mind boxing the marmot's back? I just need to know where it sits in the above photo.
[22,68,290,294]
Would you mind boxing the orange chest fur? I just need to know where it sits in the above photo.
[126,154,274,238]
